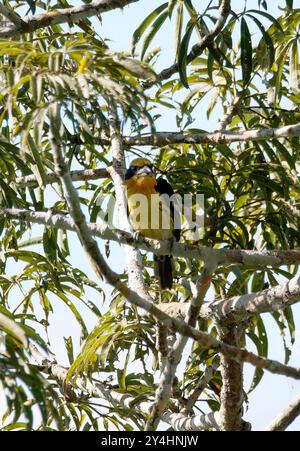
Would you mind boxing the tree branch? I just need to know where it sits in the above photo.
[200,274,300,323]
[265,393,300,431]
[218,325,245,431]
[10,122,300,191]
[216,96,242,131]
[15,168,109,188]
[30,344,225,431]
[143,0,231,89]
[145,268,216,431]
[2,207,300,269]
[0,0,141,38]
[162,411,221,431]
[109,123,300,147]
[183,363,219,415]
[0,4,25,27]
[3,208,300,384]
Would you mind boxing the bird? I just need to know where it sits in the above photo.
[125,158,180,290]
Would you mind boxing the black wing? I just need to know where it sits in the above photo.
[155,177,180,242]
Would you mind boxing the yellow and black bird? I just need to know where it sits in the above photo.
[125,158,180,290]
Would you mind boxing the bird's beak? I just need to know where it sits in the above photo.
[135,166,154,177]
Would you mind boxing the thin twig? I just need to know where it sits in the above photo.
[143,0,231,89]
[145,267,215,431]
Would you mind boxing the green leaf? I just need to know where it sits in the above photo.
[286,0,293,11]
[274,40,293,105]
[0,311,27,347]
[178,21,195,88]
[168,0,178,18]
[25,0,36,14]
[131,3,168,55]
[290,39,299,93]
[25,134,48,188]
[141,11,169,60]
[283,306,296,345]
[64,336,75,365]
[43,227,57,263]
[174,0,184,59]
[247,10,285,34]
[117,348,131,391]
[247,14,275,70]
[1,422,28,431]
[251,272,265,292]
[240,18,253,86]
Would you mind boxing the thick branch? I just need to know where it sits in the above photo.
[218,326,245,431]
[112,123,300,147]
[201,274,300,323]
[11,122,300,191]
[162,411,221,431]
[2,207,300,269]
[0,0,140,38]
[266,393,300,431]
[143,0,231,88]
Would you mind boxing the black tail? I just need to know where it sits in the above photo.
[154,255,174,290]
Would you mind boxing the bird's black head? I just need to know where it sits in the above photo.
[125,158,155,180]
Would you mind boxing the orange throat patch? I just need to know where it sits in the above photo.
[125,175,157,195]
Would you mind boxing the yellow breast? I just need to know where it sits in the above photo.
[125,175,174,240]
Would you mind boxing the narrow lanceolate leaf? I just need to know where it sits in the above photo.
[247,10,285,34]
[141,11,169,60]
[178,21,195,88]
[168,0,178,18]
[240,18,253,86]
[286,0,293,11]
[26,134,48,188]
[25,0,36,14]
[246,14,275,70]
[290,40,299,93]
[0,311,27,347]
[174,0,184,60]
[274,42,292,105]
[131,2,168,55]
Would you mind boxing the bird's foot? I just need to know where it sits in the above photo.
[132,230,142,242]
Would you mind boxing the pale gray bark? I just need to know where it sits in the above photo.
[15,168,109,188]
[2,207,300,269]
[0,0,140,38]
[202,275,300,323]
[266,393,300,431]
[218,326,245,431]
[0,4,24,26]
[109,123,300,147]
[145,268,214,431]
[29,344,224,431]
